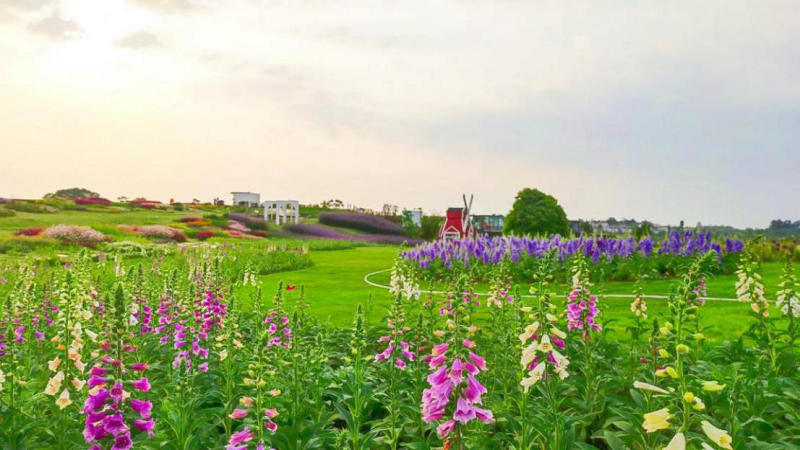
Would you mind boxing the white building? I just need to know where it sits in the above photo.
[263,200,300,225]
[404,208,423,227]
[231,192,261,207]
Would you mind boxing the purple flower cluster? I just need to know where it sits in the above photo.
[285,224,422,246]
[402,232,743,269]
[657,230,734,259]
[318,212,404,235]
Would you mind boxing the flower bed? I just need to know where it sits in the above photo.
[14,228,44,237]
[118,225,187,243]
[73,197,111,206]
[318,212,403,235]
[286,223,421,245]
[401,231,744,281]
[41,225,108,246]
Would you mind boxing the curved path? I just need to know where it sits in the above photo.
[364,268,750,303]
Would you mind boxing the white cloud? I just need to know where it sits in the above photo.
[0,0,55,10]
[28,9,80,40]
[114,30,160,48]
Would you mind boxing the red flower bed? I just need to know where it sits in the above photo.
[74,197,111,206]
[14,228,44,236]
[196,230,215,241]
[130,199,162,209]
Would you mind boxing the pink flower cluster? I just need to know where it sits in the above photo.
[225,426,276,450]
[82,363,153,450]
[692,277,708,306]
[264,313,291,349]
[421,340,493,437]
[374,336,416,370]
[566,286,601,335]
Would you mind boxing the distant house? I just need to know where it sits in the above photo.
[474,214,504,236]
[231,192,261,208]
[404,208,423,227]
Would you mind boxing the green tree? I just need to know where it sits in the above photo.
[420,215,443,241]
[503,188,570,237]
[44,187,99,199]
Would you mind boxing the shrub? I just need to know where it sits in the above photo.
[42,225,108,246]
[173,203,185,211]
[228,220,250,233]
[186,219,212,228]
[5,202,58,214]
[74,197,111,206]
[203,214,230,228]
[0,208,15,218]
[178,217,202,223]
[14,228,44,237]
[129,199,162,209]
[118,225,187,243]
[318,212,403,235]
[137,225,187,243]
[196,230,216,241]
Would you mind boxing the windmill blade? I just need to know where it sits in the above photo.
[461,194,473,231]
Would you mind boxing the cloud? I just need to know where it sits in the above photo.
[0,0,54,10]
[28,9,80,41]
[130,0,200,13]
[114,31,161,49]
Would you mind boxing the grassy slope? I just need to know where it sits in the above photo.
[260,246,797,342]
[0,208,201,237]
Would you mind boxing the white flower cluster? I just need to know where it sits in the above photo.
[389,264,420,301]
[735,264,769,317]
[776,265,799,318]
[519,312,569,392]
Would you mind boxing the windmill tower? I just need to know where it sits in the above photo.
[439,193,477,240]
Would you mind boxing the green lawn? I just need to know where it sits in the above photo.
[1,207,792,343]
[257,246,794,342]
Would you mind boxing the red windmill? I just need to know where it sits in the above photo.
[439,194,476,240]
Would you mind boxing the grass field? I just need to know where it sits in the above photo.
[1,207,792,343]
[257,245,796,342]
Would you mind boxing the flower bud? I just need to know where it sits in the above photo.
[658,349,670,359]
[676,344,689,354]
[666,367,679,379]
[683,392,694,403]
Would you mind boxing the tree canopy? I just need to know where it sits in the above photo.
[503,188,570,237]
[44,188,100,199]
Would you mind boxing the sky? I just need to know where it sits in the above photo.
[0,0,798,228]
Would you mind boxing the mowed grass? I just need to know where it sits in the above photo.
[259,246,796,342]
